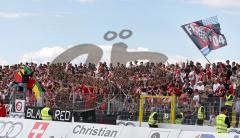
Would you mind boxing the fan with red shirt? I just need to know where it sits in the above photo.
[0,99,6,117]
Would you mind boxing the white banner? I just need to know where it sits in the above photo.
[1,118,240,138]
[116,120,216,132]
[0,117,35,138]
[119,127,180,138]
[15,99,25,113]
[28,121,71,138]
[0,117,71,138]
[67,123,123,138]
[179,131,240,138]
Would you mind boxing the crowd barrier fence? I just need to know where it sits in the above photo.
[1,117,240,138]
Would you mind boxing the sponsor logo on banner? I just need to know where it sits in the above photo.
[15,100,25,113]
[9,112,25,119]
[116,121,136,127]
[150,131,160,138]
[148,130,171,138]
[195,134,240,138]
[72,125,119,137]
[28,122,49,138]
[228,129,240,134]
[0,121,23,138]
[195,134,215,138]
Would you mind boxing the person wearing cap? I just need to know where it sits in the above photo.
[148,107,158,128]
[216,106,230,133]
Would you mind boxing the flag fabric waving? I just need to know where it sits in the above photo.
[181,16,227,56]
[14,66,31,83]
[27,77,36,89]
[32,81,45,99]
[13,65,45,99]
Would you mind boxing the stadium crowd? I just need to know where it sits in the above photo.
[0,60,240,124]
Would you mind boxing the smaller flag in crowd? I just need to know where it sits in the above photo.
[181,16,227,56]
[14,65,45,99]
[32,81,45,99]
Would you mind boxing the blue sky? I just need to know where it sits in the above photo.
[0,0,240,65]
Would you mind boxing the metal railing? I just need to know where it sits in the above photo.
[8,84,240,127]
[176,96,221,126]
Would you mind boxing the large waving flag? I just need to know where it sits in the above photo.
[32,81,45,99]
[13,65,45,99]
[14,66,31,83]
[27,77,36,89]
[181,16,227,56]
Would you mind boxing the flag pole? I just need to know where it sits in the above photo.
[203,55,211,65]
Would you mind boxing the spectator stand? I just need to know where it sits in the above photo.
[0,60,239,127]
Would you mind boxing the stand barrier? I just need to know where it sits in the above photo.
[0,117,240,138]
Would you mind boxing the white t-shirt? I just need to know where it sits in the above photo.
[213,83,220,92]
[194,84,205,91]
[193,95,200,107]
[189,71,195,81]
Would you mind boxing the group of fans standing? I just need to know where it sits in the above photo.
[0,59,240,134]
[147,61,238,133]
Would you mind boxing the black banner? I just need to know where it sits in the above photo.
[96,114,117,125]
[52,108,72,122]
[25,106,72,122]
[25,106,43,120]
[73,109,96,123]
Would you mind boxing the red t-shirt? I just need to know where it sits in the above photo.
[174,87,182,96]
[82,85,89,94]
[0,105,7,117]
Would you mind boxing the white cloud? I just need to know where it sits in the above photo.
[0,58,8,66]
[167,55,228,65]
[19,46,66,64]
[19,46,230,66]
[19,45,152,65]
[0,11,72,19]
[167,55,188,64]
[185,0,240,8]
[0,12,39,19]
